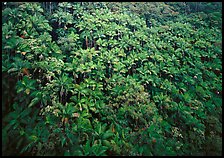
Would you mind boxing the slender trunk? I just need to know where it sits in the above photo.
[90,38,92,48]
[184,2,187,14]
[50,2,52,14]
[204,121,210,156]
[86,36,88,49]
[94,39,96,49]
[195,3,197,12]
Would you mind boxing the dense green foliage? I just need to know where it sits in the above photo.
[2,2,222,156]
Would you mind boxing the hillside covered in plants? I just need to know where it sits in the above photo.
[2,2,222,156]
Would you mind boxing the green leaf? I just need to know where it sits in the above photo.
[28,97,39,107]
[7,67,18,73]
[102,140,111,147]
[61,136,66,147]
[20,108,32,118]
[102,131,114,140]
[64,150,71,156]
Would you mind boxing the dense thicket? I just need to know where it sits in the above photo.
[2,2,222,156]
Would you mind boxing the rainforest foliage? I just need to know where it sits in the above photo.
[2,2,222,156]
